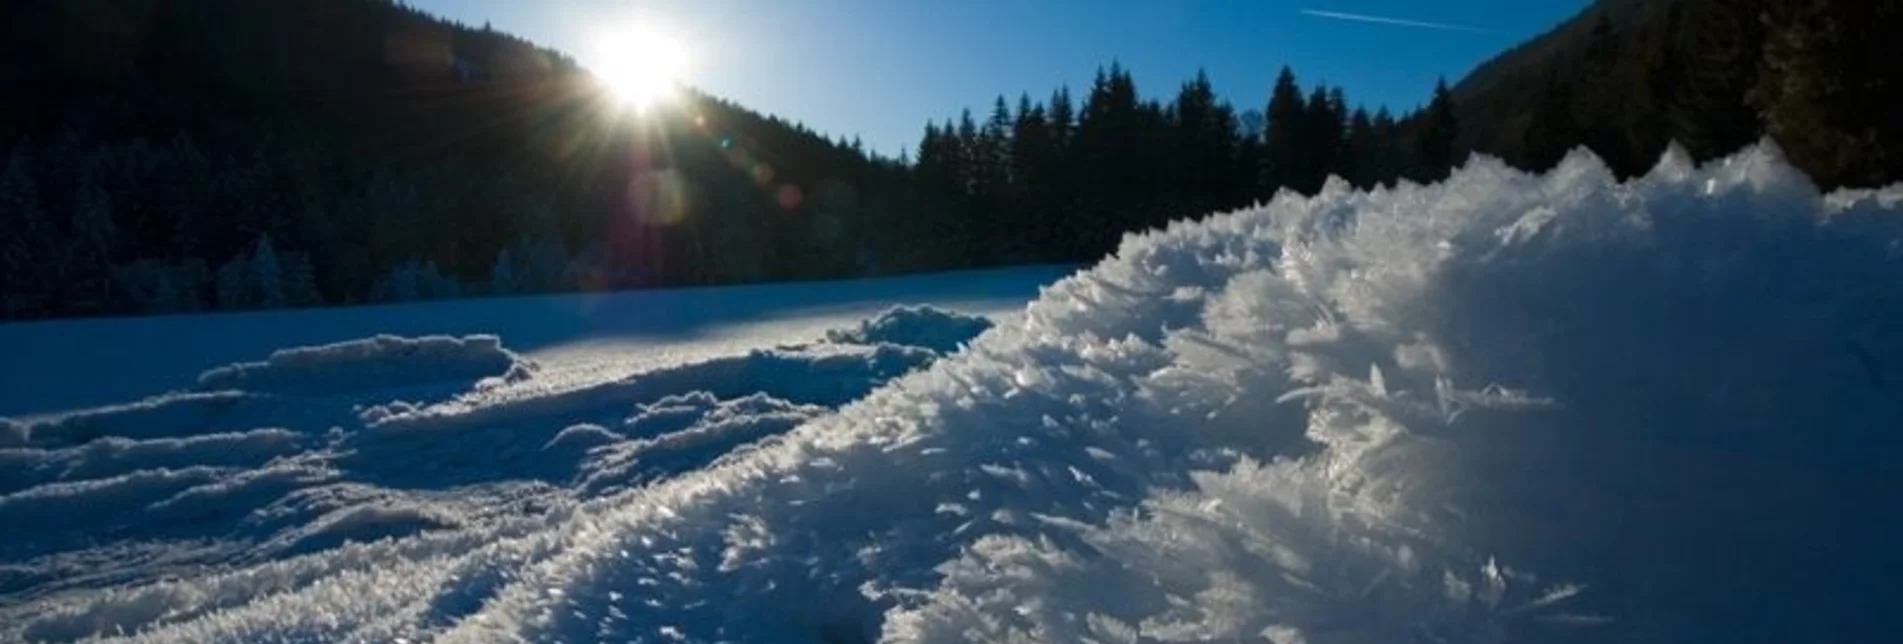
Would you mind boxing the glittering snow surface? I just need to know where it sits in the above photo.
[3,144,1901,643]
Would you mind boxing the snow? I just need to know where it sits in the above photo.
[194,334,530,396]
[0,265,1074,417]
[3,144,1902,643]
[824,305,994,354]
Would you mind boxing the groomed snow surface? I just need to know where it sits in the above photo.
[4,144,1902,643]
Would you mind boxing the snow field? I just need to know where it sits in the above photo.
[0,307,997,641]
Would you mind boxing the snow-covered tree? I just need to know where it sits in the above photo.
[489,248,520,295]
[281,251,322,307]
[253,235,286,308]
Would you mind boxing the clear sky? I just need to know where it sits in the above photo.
[404,0,1591,157]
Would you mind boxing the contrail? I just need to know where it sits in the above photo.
[1300,9,1494,34]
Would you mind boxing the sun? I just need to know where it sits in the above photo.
[591,25,688,112]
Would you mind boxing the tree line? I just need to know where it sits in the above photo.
[906,66,1460,265]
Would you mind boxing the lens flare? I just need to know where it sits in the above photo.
[591,25,687,112]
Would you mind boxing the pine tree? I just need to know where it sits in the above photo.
[1411,79,1461,182]
[1262,67,1307,194]
[1044,86,1080,255]
[1011,95,1055,259]
[953,109,984,261]
[1171,70,1240,215]
[68,171,118,313]
[253,235,285,308]
[1523,74,1581,171]
[1667,0,1765,163]
[1371,108,1404,186]
[1623,14,1681,170]
[1321,87,1351,183]
[1236,108,1266,201]
[1670,0,1765,162]
[913,121,968,266]
[281,251,321,306]
[1576,14,1630,172]
[955,110,981,197]
[1075,65,1153,251]
[980,96,1013,206]
[490,247,520,295]
[1048,87,1075,150]
[1296,84,1345,194]
[1344,107,1378,188]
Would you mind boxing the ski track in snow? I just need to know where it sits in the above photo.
[2,145,1902,643]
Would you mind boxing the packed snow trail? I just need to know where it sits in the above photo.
[0,266,1075,417]
[3,144,1902,643]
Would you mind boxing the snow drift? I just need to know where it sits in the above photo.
[194,334,532,396]
[4,144,1902,643]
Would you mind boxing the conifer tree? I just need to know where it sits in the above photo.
[1262,67,1307,193]
[1411,79,1461,182]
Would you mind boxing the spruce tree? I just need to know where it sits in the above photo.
[253,235,285,308]
[1011,95,1055,259]
[1671,0,1765,162]
[1523,75,1581,171]
[69,172,118,312]
[1344,107,1377,188]
[1296,84,1345,194]
[1371,108,1403,186]
[1262,67,1307,194]
[1411,79,1461,182]
[1577,14,1630,172]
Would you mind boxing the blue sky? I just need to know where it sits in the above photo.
[405,0,1590,157]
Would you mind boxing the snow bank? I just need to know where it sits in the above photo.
[8,145,1903,644]
[880,145,1903,643]
[824,305,993,354]
[195,334,532,396]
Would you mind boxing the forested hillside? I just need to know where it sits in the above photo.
[0,0,915,319]
[1,0,1896,321]
[1452,0,1899,184]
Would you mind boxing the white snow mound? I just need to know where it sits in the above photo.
[824,305,993,354]
[5,144,1903,644]
[195,334,532,395]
